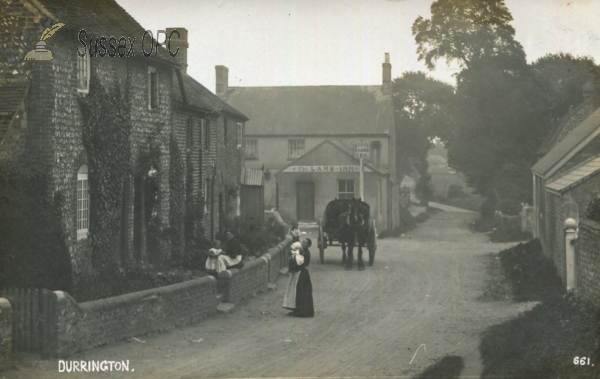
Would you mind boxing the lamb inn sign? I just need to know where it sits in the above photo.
[283,165,373,173]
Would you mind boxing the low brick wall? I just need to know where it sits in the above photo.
[0,298,12,371]
[218,257,269,303]
[262,236,292,283]
[50,276,218,357]
[576,219,600,309]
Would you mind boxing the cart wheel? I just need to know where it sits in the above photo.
[318,226,325,264]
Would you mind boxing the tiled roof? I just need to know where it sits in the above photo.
[546,155,600,193]
[34,0,175,63]
[537,98,599,156]
[222,85,393,136]
[241,168,263,186]
[532,106,600,177]
[174,72,248,120]
[0,79,29,143]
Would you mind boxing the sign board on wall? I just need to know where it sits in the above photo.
[354,144,370,159]
[282,165,373,173]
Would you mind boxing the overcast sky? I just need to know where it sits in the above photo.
[116,0,600,92]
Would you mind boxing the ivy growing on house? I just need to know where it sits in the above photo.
[168,134,184,260]
[79,74,132,275]
[585,197,600,222]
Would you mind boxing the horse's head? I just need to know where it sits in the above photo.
[348,201,365,228]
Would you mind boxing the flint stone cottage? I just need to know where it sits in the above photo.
[532,82,600,304]
[219,54,401,232]
[0,0,247,290]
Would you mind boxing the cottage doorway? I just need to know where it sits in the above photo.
[296,182,315,221]
[133,166,160,264]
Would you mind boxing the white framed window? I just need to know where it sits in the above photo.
[338,179,355,200]
[288,139,305,158]
[244,139,258,159]
[186,117,193,148]
[77,54,90,93]
[148,66,158,109]
[202,119,210,150]
[77,165,90,240]
[237,122,243,149]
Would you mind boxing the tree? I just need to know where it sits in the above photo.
[412,0,525,70]
[412,0,555,205]
[445,55,550,202]
[531,53,599,124]
[393,71,454,204]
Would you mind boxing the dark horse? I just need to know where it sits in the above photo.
[337,199,369,271]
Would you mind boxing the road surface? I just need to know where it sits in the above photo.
[4,209,536,379]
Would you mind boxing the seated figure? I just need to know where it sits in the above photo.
[205,230,244,275]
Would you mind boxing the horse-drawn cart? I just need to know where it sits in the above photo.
[317,198,377,268]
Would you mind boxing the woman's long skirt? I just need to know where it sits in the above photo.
[282,269,314,317]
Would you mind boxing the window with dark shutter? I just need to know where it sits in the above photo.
[148,66,158,109]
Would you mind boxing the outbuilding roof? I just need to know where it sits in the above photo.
[532,106,600,177]
[546,155,600,193]
[222,85,393,136]
[240,168,264,186]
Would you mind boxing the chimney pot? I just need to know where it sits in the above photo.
[382,53,392,95]
[215,65,229,97]
[166,28,188,73]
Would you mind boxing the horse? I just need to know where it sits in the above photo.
[337,199,368,271]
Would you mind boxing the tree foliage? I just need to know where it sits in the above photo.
[412,0,525,70]
[531,53,600,124]
[0,155,72,291]
[393,71,454,188]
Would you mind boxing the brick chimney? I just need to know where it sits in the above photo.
[382,53,392,95]
[166,28,188,73]
[215,65,229,97]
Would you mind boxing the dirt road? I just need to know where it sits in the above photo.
[4,210,536,379]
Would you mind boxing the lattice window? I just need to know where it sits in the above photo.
[77,165,90,240]
[288,139,305,158]
[77,53,90,93]
[338,180,355,200]
[244,139,258,159]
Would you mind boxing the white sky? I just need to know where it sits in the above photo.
[116,0,600,92]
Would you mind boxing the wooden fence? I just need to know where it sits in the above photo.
[0,289,55,355]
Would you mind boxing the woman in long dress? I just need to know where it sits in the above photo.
[283,238,314,317]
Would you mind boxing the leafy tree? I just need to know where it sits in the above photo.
[393,71,454,193]
[0,155,72,291]
[412,0,554,205]
[412,0,525,70]
[531,53,599,124]
[446,55,550,202]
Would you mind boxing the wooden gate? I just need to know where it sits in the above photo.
[1,289,56,355]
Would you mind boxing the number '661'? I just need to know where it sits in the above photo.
[574,357,592,365]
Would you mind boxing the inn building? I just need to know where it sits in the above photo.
[219,54,400,232]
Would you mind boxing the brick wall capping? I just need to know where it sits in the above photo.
[58,276,216,313]
[223,255,268,279]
